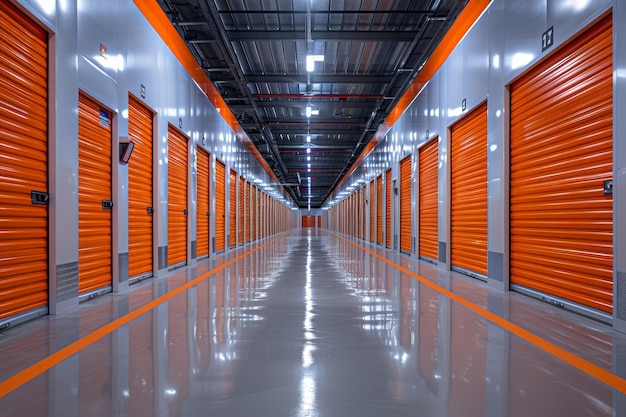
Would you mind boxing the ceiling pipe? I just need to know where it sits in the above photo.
[195,0,299,202]
[252,93,384,99]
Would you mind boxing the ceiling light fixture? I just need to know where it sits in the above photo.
[306,106,312,118]
[306,135,311,142]
[306,54,324,72]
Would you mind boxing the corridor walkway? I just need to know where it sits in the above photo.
[0,230,625,416]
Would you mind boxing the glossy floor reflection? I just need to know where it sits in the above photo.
[1,230,626,416]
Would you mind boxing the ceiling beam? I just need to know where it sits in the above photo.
[218,10,437,15]
[246,74,394,84]
[227,30,416,42]
[230,101,377,110]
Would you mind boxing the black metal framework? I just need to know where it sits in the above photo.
[157,0,467,208]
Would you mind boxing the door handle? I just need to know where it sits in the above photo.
[147,207,153,215]
[183,209,188,215]
[31,190,49,205]
[603,179,613,195]
[102,200,114,209]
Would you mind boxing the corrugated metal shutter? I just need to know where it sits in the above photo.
[260,192,265,238]
[128,96,153,280]
[78,93,112,295]
[215,159,226,252]
[369,181,375,242]
[451,102,488,276]
[229,169,236,247]
[400,155,412,253]
[385,169,392,248]
[167,126,187,267]
[0,1,48,324]
[238,176,244,245]
[350,194,355,235]
[510,15,613,313]
[317,215,322,228]
[196,147,210,258]
[302,216,315,228]
[246,181,251,243]
[376,175,383,244]
[251,186,257,241]
[360,187,366,240]
[356,190,361,238]
[419,137,438,261]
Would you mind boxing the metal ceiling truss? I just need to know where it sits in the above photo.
[157,0,468,208]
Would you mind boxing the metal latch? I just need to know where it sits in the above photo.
[206,212,210,217]
[147,207,153,215]
[603,179,613,195]
[102,200,114,209]
[31,190,49,205]
[183,209,188,215]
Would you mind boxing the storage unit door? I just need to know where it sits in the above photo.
[357,189,362,239]
[369,181,375,242]
[419,138,439,261]
[78,93,112,295]
[400,155,412,253]
[239,176,244,244]
[167,127,188,267]
[0,1,48,325]
[510,15,613,314]
[317,216,322,228]
[229,170,237,247]
[302,216,315,228]
[246,181,251,243]
[385,169,392,248]
[251,187,257,240]
[450,102,488,276]
[376,176,383,244]
[196,148,210,258]
[128,95,153,280]
[215,160,226,252]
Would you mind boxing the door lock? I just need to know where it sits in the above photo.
[31,190,49,205]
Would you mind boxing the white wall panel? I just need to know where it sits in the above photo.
[326,0,622,329]
[487,2,507,288]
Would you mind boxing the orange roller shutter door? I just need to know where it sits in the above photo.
[251,186,257,241]
[369,181,375,242]
[215,160,226,252]
[376,176,383,244]
[246,181,251,243]
[167,126,188,267]
[399,155,412,253]
[128,96,154,280]
[229,169,237,247]
[196,148,210,258]
[450,102,488,276]
[419,138,438,261]
[302,216,315,228]
[385,169,392,248]
[78,93,113,295]
[0,0,49,323]
[239,176,245,245]
[510,15,613,313]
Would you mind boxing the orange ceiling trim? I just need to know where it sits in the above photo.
[329,0,491,200]
[132,0,280,184]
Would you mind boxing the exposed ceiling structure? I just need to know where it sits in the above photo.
[156,0,468,208]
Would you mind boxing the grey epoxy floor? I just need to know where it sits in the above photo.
[1,230,626,416]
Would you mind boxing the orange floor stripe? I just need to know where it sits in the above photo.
[0,235,286,398]
[337,233,626,395]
